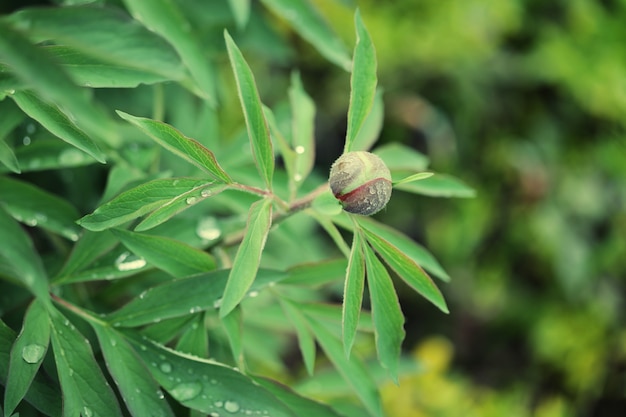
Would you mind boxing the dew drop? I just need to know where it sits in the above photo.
[209,413,220,417]
[214,400,224,408]
[110,339,117,347]
[186,196,197,205]
[170,382,202,402]
[24,217,38,226]
[23,136,31,146]
[247,291,259,298]
[224,400,240,413]
[59,148,86,165]
[83,406,94,417]
[22,344,45,364]
[294,145,305,154]
[156,389,165,399]
[115,252,147,271]
[196,217,221,242]
[172,179,180,186]
[213,298,222,309]
[201,189,212,198]
[294,174,303,182]
[159,362,172,373]
[189,306,202,314]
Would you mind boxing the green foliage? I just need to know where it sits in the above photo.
[0,2,470,416]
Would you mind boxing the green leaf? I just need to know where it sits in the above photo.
[107,269,286,327]
[0,320,62,417]
[342,230,366,358]
[338,214,450,281]
[282,258,348,286]
[53,230,118,284]
[374,142,429,172]
[44,45,172,88]
[111,228,217,278]
[304,314,383,417]
[123,0,217,104]
[92,324,176,417]
[135,183,226,232]
[0,206,49,300]
[351,88,384,152]
[175,314,208,358]
[125,333,296,416]
[222,306,245,369]
[260,0,351,70]
[362,244,405,382]
[0,100,24,173]
[0,176,81,241]
[344,10,377,153]
[362,228,449,313]
[0,20,116,144]
[395,173,476,198]
[78,177,214,232]
[220,198,273,317]
[116,111,232,183]
[393,172,434,186]
[229,0,251,29]
[5,5,185,82]
[254,376,345,417]
[280,299,316,376]
[11,91,106,163]
[224,31,275,189]
[5,139,98,173]
[289,72,316,190]
[3,299,50,417]
[48,308,123,417]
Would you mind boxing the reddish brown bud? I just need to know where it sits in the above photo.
[329,151,392,215]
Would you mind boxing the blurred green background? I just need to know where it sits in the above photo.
[307,0,626,416]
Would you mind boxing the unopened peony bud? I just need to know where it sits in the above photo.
[329,151,392,215]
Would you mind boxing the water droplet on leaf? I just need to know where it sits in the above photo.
[115,252,147,271]
[186,196,197,205]
[224,400,240,413]
[196,217,221,242]
[170,382,202,402]
[159,362,172,373]
[22,344,45,363]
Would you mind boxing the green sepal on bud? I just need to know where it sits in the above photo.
[329,151,392,216]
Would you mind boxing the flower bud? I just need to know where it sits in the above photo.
[329,151,392,215]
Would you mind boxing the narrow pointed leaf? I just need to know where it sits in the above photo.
[344,10,377,153]
[11,91,106,163]
[282,258,348,286]
[339,213,450,281]
[107,269,286,327]
[280,299,316,375]
[393,172,434,186]
[117,111,232,182]
[261,0,351,70]
[0,20,116,143]
[362,228,449,313]
[53,230,118,284]
[123,0,217,103]
[229,0,251,29]
[49,309,123,417]
[78,177,214,231]
[351,89,384,152]
[111,229,216,278]
[4,139,97,173]
[0,206,49,300]
[5,5,185,82]
[342,231,366,357]
[175,314,208,358]
[363,244,404,382]
[220,198,273,317]
[304,315,383,417]
[254,376,345,417]
[224,31,274,189]
[0,320,62,417]
[92,324,175,417]
[125,333,296,416]
[222,306,245,369]
[289,72,316,188]
[0,100,24,173]
[4,299,50,417]
[395,173,476,198]
[135,183,226,232]
[0,176,81,241]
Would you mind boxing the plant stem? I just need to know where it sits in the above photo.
[51,293,108,326]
